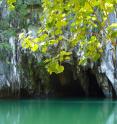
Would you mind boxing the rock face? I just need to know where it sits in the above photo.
[100,13,117,97]
[0,0,117,98]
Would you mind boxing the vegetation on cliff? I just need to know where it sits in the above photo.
[6,0,117,75]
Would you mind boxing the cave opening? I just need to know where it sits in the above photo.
[50,64,105,98]
[86,69,105,98]
[50,63,85,98]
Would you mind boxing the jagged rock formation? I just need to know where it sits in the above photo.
[0,0,117,98]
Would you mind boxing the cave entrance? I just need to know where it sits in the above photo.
[50,63,85,98]
[86,69,105,98]
[50,64,105,98]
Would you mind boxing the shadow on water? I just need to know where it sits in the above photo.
[0,99,117,124]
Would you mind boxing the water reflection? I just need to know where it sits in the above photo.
[0,99,117,124]
[106,102,117,124]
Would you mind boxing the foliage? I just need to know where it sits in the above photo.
[7,0,16,10]
[7,0,117,74]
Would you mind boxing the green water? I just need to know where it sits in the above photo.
[0,99,117,124]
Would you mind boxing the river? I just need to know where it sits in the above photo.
[0,99,117,124]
